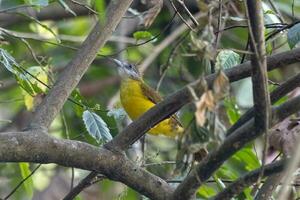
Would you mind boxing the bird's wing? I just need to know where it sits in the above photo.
[140,81,163,103]
[140,82,183,127]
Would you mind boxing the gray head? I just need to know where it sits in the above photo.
[112,59,140,80]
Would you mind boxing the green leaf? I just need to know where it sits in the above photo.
[197,184,217,198]
[231,147,260,171]
[215,50,240,70]
[133,31,153,41]
[243,188,254,200]
[264,10,275,15]
[16,66,48,110]
[107,108,126,120]
[224,98,241,125]
[287,23,300,49]
[25,0,48,6]
[19,163,34,198]
[25,66,48,92]
[82,110,112,142]
[16,75,35,95]
[71,88,85,116]
[95,0,106,23]
[262,2,281,25]
[216,164,239,180]
[0,48,19,74]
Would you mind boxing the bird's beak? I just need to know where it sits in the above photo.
[111,58,124,68]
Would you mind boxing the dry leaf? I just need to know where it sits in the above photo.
[141,0,163,28]
[190,26,215,60]
[213,70,230,100]
[195,90,215,126]
[269,118,300,156]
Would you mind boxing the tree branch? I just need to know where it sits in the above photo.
[63,171,98,200]
[0,131,173,200]
[213,160,286,200]
[0,1,92,27]
[0,48,300,200]
[0,95,299,200]
[246,0,271,183]
[40,47,300,198]
[29,0,133,130]
[106,48,300,152]
[171,95,300,199]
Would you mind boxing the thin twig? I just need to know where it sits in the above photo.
[63,171,102,200]
[140,12,206,72]
[0,4,35,13]
[169,0,195,31]
[265,21,300,41]
[19,38,42,65]
[105,12,178,57]
[156,31,190,90]
[214,0,224,59]
[213,160,286,200]
[3,164,41,200]
[175,0,199,27]
[267,0,284,23]
[292,0,295,21]
[70,0,98,14]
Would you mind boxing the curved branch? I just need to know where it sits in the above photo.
[0,96,298,200]
[213,160,286,200]
[29,0,133,129]
[0,131,173,200]
[106,48,300,152]
[172,95,300,199]
[63,171,98,200]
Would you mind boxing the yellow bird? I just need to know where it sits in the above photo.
[113,59,183,137]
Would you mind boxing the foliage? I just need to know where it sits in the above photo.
[0,0,299,199]
[82,110,112,143]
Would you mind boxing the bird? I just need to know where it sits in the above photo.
[112,59,183,137]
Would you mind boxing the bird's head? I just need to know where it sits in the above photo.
[112,59,140,80]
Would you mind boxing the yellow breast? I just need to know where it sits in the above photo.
[120,78,183,137]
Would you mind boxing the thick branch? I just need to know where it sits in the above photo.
[106,48,300,152]
[213,160,286,200]
[0,131,173,200]
[172,95,300,199]
[246,0,271,133]
[246,1,271,184]
[0,96,299,200]
[29,0,133,129]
